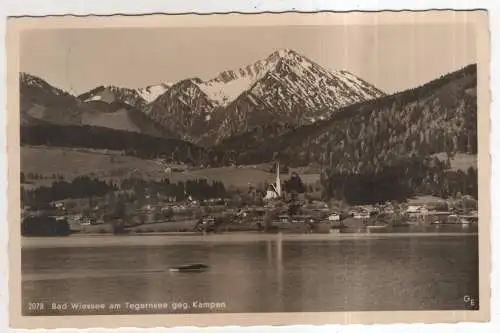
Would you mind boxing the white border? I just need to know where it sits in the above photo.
[1,1,499,333]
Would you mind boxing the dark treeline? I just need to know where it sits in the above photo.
[21,175,227,207]
[120,177,227,201]
[21,124,224,166]
[21,176,117,207]
[323,156,478,205]
[21,172,64,182]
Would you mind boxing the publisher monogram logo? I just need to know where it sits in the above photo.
[464,295,478,310]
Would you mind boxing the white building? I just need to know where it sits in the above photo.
[327,213,340,221]
[353,211,370,219]
[406,205,429,216]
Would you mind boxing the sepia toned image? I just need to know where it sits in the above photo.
[7,10,490,328]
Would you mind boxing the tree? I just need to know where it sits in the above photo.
[288,201,301,216]
[284,172,305,194]
[21,215,71,236]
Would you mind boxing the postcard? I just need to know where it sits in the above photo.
[6,10,491,328]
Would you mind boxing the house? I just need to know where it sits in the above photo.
[406,206,420,213]
[278,215,289,223]
[52,201,66,210]
[420,207,429,215]
[236,209,248,218]
[311,201,329,208]
[353,211,370,219]
[80,216,96,225]
[383,207,395,214]
[350,207,371,219]
[327,213,340,221]
[66,214,82,224]
[406,205,429,216]
[380,203,395,214]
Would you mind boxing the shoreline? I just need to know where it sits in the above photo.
[21,231,478,249]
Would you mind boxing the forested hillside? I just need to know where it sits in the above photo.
[323,156,477,204]
[318,64,478,204]
[220,64,477,168]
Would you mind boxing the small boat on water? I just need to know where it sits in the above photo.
[169,263,209,272]
[367,225,389,232]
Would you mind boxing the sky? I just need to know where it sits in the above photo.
[19,23,476,95]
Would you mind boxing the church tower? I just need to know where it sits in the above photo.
[275,161,281,197]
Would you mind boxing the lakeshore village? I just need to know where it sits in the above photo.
[21,159,478,237]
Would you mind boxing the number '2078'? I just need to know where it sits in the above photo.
[28,302,45,311]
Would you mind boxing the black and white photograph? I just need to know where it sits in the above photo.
[7,10,490,328]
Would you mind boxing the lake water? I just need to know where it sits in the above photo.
[22,230,479,315]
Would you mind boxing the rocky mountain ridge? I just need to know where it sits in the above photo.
[73,49,385,143]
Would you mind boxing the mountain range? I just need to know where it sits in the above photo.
[21,49,384,144]
[20,50,477,189]
[20,73,175,138]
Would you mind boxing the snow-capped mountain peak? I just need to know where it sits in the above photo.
[77,83,172,106]
[267,48,300,62]
[193,48,384,108]
[78,85,149,108]
[212,49,386,141]
[135,83,172,103]
[193,49,299,107]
